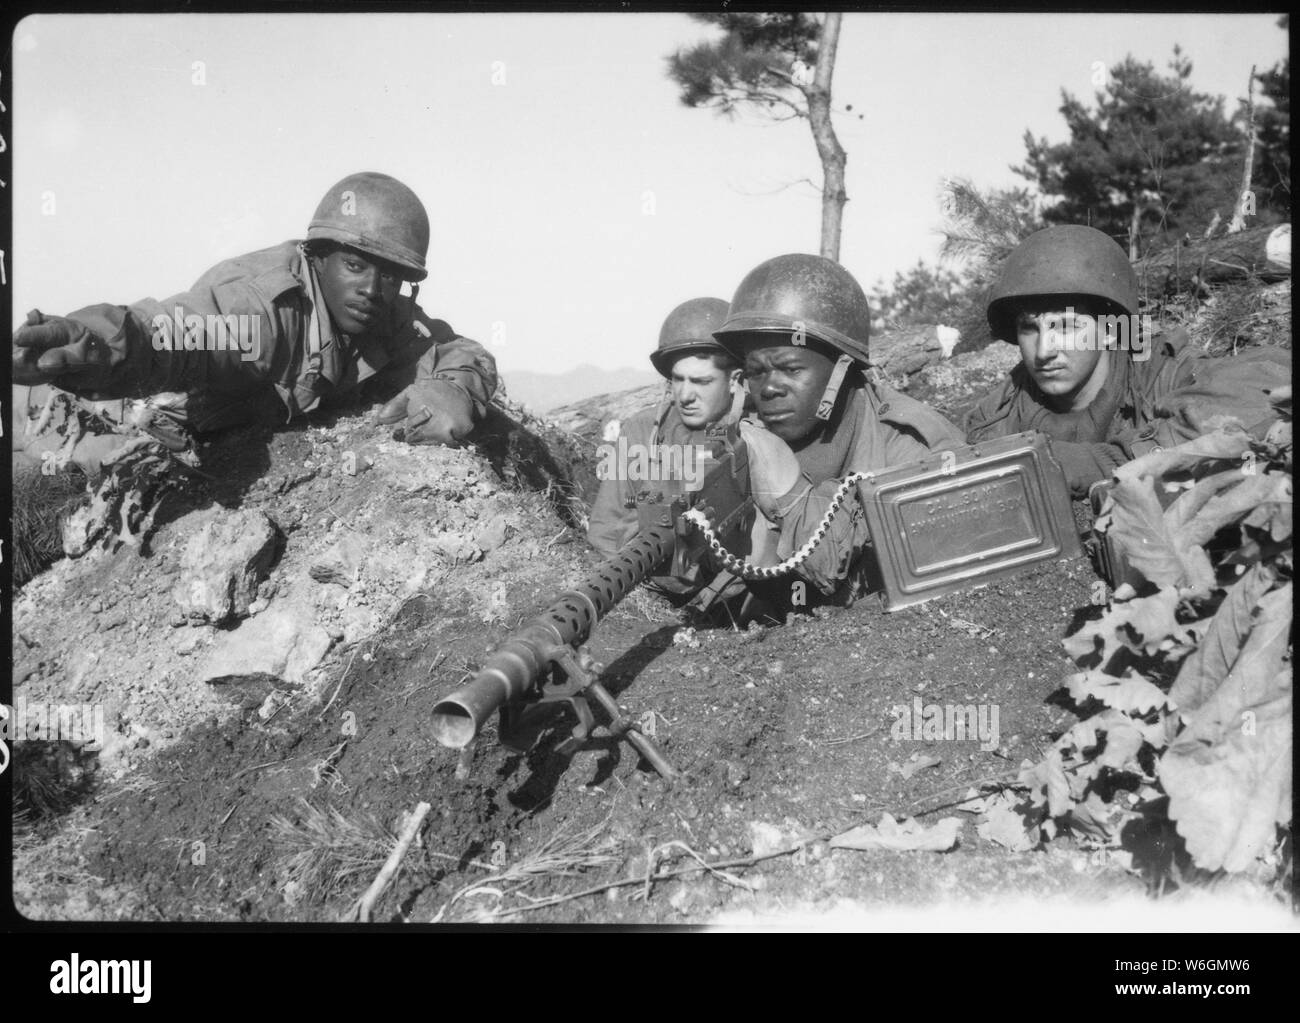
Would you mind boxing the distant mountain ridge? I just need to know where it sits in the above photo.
[499,364,660,416]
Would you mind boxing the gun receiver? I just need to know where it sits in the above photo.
[430,428,754,779]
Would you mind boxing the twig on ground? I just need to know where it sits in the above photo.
[897,770,1022,818]
[425,849,495,871]
[217,799,242,833]
[631,840,755,902]
[484,842,809,918]
[823,725,883,746]
[231,743,343,781]
[317,642,365,721]
[348,801,431,923]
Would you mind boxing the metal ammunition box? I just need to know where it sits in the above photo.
[857,431,1082,610]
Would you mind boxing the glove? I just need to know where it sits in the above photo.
[13,310,116,391]
[739,419,804,521]
[379,377,475,447]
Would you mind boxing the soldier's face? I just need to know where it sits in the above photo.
[1015,304,1109,409]
[669,354,739,429]
[312,247,404,336]
[743,345,835,445]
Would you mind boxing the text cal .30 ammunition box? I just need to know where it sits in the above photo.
[856,431,1082,610]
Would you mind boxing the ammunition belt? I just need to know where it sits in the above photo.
[683,472,869,580]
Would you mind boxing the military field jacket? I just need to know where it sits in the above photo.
[964,332,1291,498]
[773,383,966,596]
[586,398,719,558]
[49,241,497,432]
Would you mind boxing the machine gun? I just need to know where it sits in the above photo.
[430,427,756,780]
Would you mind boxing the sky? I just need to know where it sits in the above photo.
[10,12,1288,376]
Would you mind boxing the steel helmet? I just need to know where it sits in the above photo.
[649,297,733,377]
[986,225,1139,340]
[307,172,431,282]
[713,254,871,365]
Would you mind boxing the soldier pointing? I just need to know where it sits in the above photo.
[12,171,498,476]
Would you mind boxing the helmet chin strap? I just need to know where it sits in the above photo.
[725,379,747,425]
[815,355,854,421]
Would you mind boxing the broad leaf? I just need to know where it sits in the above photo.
[1266,384,1291,417]
[1171,560,1281,715]
[1018,749,1072,817]
[1064,586,1185,662]
[1178,583,1292,740]
[1242,490,1294,543]
[1066,670,1172,715]
[1067,792,1126,842]
[1173,473,1293,551]
[1160,684,1292,873]
[977,792,1038,851]
[1113,429,1253,485]
[1176,543,1217,601]
[1102,477,1186,587]
[1097,720,1145,770]
[1162,468,1251,534]
[829,813,961,852]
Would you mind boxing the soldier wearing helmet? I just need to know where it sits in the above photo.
[714,254,964,601]
[587,297,745,559]
[12,171,498,477]
[966,225,1291,498]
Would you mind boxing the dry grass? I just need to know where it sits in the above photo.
[608,583,680,624]
[11,467,87,586]
[269,799,398,906]
[432,813,620,922]
[1186,279,1292,357]
[11,741,100,824]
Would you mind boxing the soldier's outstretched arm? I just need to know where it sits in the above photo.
[9,305,179,398]
[12,281,288,404]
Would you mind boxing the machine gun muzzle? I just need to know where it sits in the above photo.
[430,523,675,749]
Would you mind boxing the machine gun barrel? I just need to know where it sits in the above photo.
[430,428,753,769]
[430,524,676,749]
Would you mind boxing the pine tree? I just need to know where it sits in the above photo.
[667,12,852,260]
[1017,49,1242,257]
